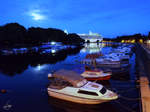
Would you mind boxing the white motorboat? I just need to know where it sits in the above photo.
[105,53,130,61]
[81,57,122,68]
[47,69,118,104]
[96,58,121,66]
[1,50,13,55]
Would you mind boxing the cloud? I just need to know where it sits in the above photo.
[26,9,47,21]
[30,10,46,21]
[31,12,45,20]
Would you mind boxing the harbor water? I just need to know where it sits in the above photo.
[0,43,140,112]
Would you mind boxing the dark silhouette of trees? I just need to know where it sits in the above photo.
[103,33,147,43]
[2,22,150,45]
[26,27,67,44]
[0,23,84,46]
[86,40,90,43]
[0,23,27,46]
[65,33,85,44]
[148,32,150,40]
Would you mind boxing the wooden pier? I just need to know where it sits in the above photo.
[140,77,150,112]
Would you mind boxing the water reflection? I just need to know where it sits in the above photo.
[0,43,140,112]
[34,64,48,71]
[81,43,103,53]
[48,97,119,112]
[0,46,83,76]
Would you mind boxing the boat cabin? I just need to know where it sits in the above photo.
[77,86,107,96]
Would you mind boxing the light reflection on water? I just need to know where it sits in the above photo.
[0,43,139,112]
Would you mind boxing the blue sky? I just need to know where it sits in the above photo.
[0,0,150,38]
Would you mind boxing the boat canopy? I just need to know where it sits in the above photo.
[53,69,87,87]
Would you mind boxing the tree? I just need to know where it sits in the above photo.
[0,23,27,45]
[65,33,85,44]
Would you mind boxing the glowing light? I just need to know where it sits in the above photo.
[131,39,135,43]
[147,40,150,44]
[34,64,47,71]
[51,41,56,45]
[121,40,125,43]
[139,39,143,43]
[37,64,41,70]
[51,49,56,53]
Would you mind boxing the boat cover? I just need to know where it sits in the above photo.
[53,69,86,87]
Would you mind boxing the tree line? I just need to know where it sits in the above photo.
[0,23,85,47]
[103,33,150,43]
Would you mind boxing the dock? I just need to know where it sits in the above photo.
[140,77,150,112]
[136,44,150,112]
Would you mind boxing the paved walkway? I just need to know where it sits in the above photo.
[141,44,150,56]
[136,44,150,112]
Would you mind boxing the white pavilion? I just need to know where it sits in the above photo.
[78,31,103,43]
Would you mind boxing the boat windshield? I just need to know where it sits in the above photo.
[99,87,107,94]
[78,90,98,96]
[76,79,87,87]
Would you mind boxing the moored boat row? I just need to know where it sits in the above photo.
[47,43,135,104]
[81,44,134,68]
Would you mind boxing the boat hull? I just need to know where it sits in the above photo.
[85,75,111,81]
[48,90,108,104]
[96,64,121,68]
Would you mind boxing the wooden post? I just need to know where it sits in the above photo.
[140,76,150,112]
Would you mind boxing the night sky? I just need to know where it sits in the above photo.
[0,0,150,38]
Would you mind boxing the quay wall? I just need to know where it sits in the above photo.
[136,44,150,80]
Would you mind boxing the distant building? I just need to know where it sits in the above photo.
[64,29,68,34]
[78,31,103,43]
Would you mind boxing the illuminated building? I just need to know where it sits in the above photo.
[78,31,103,43]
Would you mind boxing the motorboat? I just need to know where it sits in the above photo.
[96,56,121,65]
[81,54,130,68]
[47,69,118,104]
[85,53,103,59]
[13,48,28,54]
[81,58,97,65]
[81,58,122,68]
[0,50,13,55]
[81,66,111,80]
[105,53,130,62]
